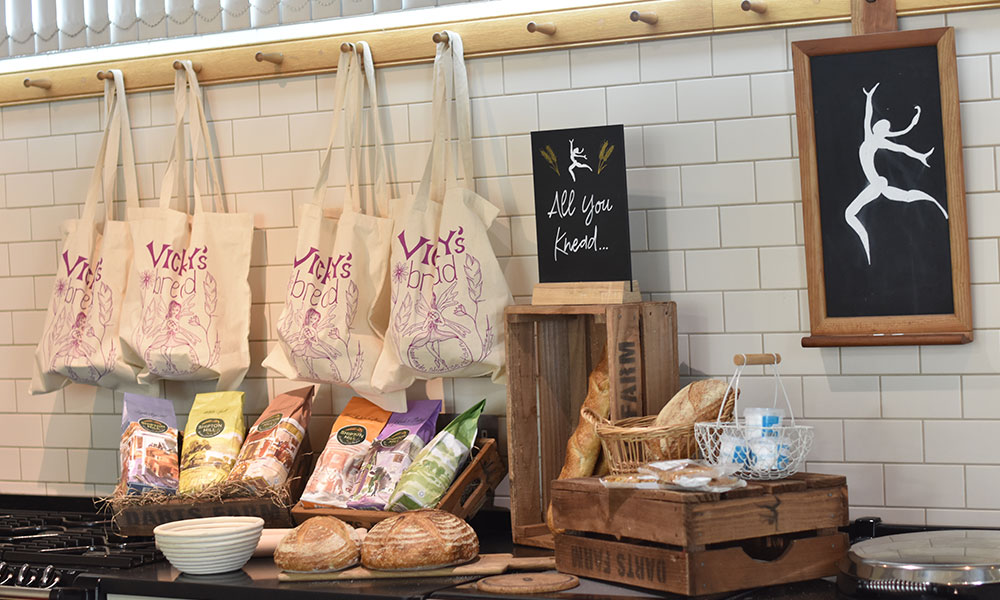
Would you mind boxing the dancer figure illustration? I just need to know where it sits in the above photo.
[568,139,592,182]
[144,300,202,375]
[845,82,948,265]
[404,282,472,372]
[286,307,341,380]
[51,311,99,382]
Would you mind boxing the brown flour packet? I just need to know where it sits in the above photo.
[120,393,180,495]
[227,386,314,488]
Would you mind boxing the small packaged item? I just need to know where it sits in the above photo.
[386,399,486,512]
[743,407,784,438]
[179,391,246,494]
[120,393,180,495]
[349,399,442,510]
[631,459,747,493]
[300,397,392,508]
[227,386,314,488]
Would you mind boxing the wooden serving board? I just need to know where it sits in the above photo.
[277,553,555,582]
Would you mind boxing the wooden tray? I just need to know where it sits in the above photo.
[290,437,506,528]
[277,553,554,581]
[550,472,850,596]
[505,302,679,549]
[113,437,313,536]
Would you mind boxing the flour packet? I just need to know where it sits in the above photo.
[348,399,442,510]
[179,391,246,494]
[386,399,486,512]
[227,386,314,489]
[120,393,180,495]
[300,397,391,508]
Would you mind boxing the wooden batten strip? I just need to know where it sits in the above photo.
[2,0,1000,106]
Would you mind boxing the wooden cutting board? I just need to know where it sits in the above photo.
[277,553,555,581]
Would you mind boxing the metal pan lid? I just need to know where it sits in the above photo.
[842,530,1000,587]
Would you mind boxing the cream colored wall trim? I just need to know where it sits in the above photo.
[1,0,999,106]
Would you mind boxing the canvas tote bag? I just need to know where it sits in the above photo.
[120,61,253,391]
[372,31,512,391]
[263,44,405,411]
[31,71,156,395]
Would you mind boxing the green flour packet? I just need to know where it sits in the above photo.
[386,399,486,512]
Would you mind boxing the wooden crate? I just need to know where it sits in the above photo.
[550,472,850,596]
[505,302,679,549]
[113,438,313,536]
[290,438,506,528]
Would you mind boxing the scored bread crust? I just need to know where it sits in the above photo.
[361,509,479,570]
[274,516,360,573]
[654,379,733,427]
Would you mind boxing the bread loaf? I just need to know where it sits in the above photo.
[274,516,361,573]
[655,379,733,428]
[545,349,610,533]
[361,509,478,570]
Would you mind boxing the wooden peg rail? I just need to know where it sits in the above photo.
[1,0,999,106]
[733,353,781,366]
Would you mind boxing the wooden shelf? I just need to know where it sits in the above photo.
[2,0,999,106]
[801,332,973,347]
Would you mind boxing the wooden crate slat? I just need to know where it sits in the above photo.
[554,532,847,596]
[640,303,679,415]
[607,303,644,419]
[537,318,583,511]
[505,319,543,535]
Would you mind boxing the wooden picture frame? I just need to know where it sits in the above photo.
[792,27,972,347]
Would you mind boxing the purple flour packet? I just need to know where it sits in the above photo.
[119,393,179,495]
[348,399,442,510]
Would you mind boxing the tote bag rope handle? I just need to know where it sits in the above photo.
[344,40,391,219]
[79,86,123,227]
[311,49,356,211]
[157,61,227,215]
[416,30,474,206]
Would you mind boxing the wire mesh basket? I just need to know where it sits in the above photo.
[694,353,814,481]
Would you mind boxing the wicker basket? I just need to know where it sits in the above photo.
[583,394,735,475]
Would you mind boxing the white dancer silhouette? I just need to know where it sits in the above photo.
[845,82,948,265]
[568,139,592,182]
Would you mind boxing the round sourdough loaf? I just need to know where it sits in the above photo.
[655,379,733,427]
[361,509,478,570]
[274,516,360,573]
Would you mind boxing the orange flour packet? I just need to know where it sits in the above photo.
[299,397,391,508]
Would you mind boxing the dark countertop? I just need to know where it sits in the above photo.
[78,510,841,600]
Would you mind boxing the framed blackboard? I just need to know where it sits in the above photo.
[792,27,971,346]
[530,125,632,284]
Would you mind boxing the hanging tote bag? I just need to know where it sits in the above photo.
[31,71,156,395]
[372,31,512,390]
[119,61,254,391]
[263,44,406,411]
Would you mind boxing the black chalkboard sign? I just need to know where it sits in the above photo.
[812,45,951,317]
[530,125,631,283]
[792,27,972,346]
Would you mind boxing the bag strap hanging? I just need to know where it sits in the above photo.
[311,48,356,211]
[344,40,391,219]
[157,60,226,215]
[81,70,138,226]
[416,30,475,205]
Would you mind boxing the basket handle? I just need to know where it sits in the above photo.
[734,353,781,366]
[581,407,611,428]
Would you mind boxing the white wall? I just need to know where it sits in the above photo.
[2,8,1000,524]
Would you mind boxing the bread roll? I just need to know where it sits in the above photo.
[361,509,478,570]
[274,516,360,573]
[655,380,733,427]
[545,349,610,533]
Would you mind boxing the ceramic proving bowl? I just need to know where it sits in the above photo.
[154,516,264,575]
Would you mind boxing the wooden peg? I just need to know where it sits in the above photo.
[172,60,202,72]
[432,31,449,44]
[255,51,284,65]
[733,353,782,366]
[339,42,361,54]
[23,78,52,90]
[96,71,114,81]
[740,0,766,13]
[629,10,658,24]
[526,21,557,35]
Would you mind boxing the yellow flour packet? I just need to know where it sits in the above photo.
[300,397,391,508]
[179,391,246,494]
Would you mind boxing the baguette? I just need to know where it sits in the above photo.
[545,348,610,533]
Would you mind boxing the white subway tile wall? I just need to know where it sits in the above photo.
[0,12,999,522]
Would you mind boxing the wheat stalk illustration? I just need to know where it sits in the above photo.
[597,140,614,175]
[540,145,560,175]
